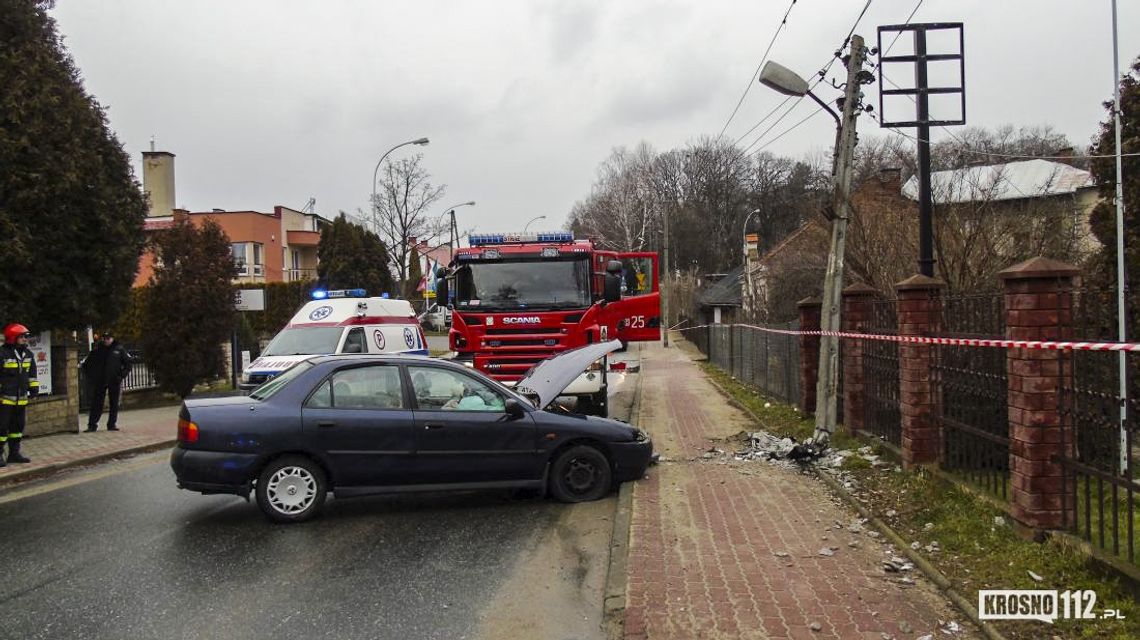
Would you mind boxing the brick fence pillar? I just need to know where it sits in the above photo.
[999,256,1080,531]
[842,283,878,434]
[798,297,821,415]
[895,275,945,468]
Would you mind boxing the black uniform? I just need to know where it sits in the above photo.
[0,342,39,463]
[82,340,132,431]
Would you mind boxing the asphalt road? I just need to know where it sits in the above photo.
[0,348,643,640]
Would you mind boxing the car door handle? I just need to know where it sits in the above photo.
[317,420,337,428]
[424,423,446,430]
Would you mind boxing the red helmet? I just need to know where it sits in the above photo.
[3,324,30,344]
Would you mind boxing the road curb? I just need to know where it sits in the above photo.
[698,370,1007,640]
[603,347,646,640]
[814,470,1008,640]
[0,439,176,489]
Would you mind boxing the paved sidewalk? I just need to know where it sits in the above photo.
[0,404,180,485]
[624,342,976,640]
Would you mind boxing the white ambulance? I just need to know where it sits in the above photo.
[239,289,428,391]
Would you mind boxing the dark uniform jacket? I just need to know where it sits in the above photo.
[0,344,39,406]
[82,341,133,387]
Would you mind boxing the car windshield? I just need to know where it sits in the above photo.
[454,257,591,311]
[249,361,314,400]
[262,327,343,356]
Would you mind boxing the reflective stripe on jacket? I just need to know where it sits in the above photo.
[0,344,38,401]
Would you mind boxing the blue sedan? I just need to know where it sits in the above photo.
[170,341,652,523]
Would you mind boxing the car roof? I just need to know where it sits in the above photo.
[306,353,445,367]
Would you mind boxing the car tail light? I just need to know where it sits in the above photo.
[178,418,199,443]
[609,362,627,372]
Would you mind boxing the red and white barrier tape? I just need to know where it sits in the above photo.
[678,323,1140,353]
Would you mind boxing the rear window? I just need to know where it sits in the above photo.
[250,361,314,400]
[262,327,343,356]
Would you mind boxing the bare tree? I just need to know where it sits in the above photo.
[367,153,446,296]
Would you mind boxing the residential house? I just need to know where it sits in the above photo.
[134,150,329,287]
[745,156,1100,319]
[695,267,745,325]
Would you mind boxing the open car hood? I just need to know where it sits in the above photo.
[515,340,623,410]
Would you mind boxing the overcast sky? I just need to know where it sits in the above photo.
[50,1,1139,233]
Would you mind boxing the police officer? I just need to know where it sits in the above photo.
[82,331,132,432]
[0,323,38,465]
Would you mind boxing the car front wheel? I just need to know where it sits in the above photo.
[549,445,612,503]
[255,455,327,523]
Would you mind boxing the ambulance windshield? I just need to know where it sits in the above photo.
[262,327,344,356]
[454,257,591,311]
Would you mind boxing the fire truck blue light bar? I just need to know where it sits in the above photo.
[469,231,574,246]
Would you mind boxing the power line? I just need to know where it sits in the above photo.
[728,0,874,164]
[719,0,800,139]
[753,107,826,155]
[882,0,924,56]
[731,95,795,148]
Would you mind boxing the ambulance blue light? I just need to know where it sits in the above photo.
[381,292,390,299]
[311,289,329,300]
[326,289,368,298]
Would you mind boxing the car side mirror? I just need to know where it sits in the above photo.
[505,398,526,419]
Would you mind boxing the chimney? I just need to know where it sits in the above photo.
[878,167,902,192]
[142,151,176,217]
[744,232,760,262]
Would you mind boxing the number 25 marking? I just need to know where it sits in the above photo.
[629,315,646,329]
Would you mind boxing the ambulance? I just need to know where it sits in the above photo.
[238,289,428,391]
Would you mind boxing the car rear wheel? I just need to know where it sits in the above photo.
[255,455,327,523]
[549,445,612,503]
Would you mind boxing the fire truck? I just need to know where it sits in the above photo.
[437,231,660,417]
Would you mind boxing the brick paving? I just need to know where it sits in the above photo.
[0,404,179,484]
[624,342,977,640]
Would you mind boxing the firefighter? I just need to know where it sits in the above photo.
[0,323,38,465]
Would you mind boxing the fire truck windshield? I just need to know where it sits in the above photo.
[455,257,591,310]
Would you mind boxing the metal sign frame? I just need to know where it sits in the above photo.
[877,22,966,127]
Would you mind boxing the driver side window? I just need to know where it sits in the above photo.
[342,327,365,354]
[408,366,505,412]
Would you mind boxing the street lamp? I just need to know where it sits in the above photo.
[523,215,547,232]
[371,137,430,217]
[758,43,866,447]
[741,208,761,320]
[440,201,476,256]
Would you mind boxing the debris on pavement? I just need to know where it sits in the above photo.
[1028,570,1044,582]
[809,621,822,632]
[818,547,836,557]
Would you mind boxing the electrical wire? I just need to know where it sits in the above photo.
[719,0,800,139]
[731,0,875,161]
[882,0,924,56]
[752,107,826,155]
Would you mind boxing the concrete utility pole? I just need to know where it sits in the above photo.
[813,35,866,444]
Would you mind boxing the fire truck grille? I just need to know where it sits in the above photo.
[485,328,561,335]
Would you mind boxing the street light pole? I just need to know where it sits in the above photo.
[371,137,430,222]
[523,215,547,232]
[438,201,476,258]
[741,208,761,319]
[759,37,867,445]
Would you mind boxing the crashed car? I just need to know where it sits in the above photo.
[170,340,652,523]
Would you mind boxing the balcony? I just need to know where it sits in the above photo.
[286,268,318,282]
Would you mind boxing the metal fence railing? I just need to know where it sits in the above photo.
[862,298,901,446]
[936,292,1010,500]
[1057,288,1139,567]
[684,322,801,407]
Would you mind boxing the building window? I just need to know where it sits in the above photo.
[232,242,264,277]
[232,242,249,276]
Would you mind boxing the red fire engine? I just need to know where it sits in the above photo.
[437,231,660,416]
